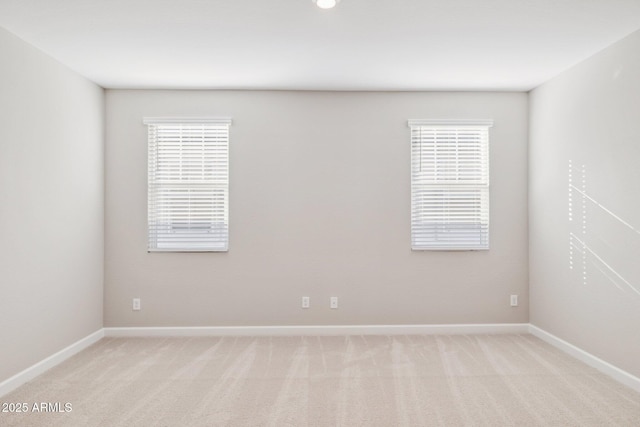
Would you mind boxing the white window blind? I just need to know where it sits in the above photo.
[408,119,492,250]
[145,117,231,252]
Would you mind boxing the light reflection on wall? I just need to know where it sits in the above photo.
[568,160,640,296]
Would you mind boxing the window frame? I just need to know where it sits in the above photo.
[408,119,492,251]
[144,117,231,253]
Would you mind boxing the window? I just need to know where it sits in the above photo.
[144,117,231,252]
[408,120,492,250]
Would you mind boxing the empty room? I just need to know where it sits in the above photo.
[1,0,640,425]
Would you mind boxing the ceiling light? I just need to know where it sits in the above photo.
[314,0,340,9]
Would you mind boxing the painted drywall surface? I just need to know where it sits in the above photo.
[529,30,640,377]
[105,90,528,327]
[0,28,104,383]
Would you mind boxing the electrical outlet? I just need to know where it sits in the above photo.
[302,296,310,309]
[330,297,338,309]
[510,295,518,307]
[133,298,141,311]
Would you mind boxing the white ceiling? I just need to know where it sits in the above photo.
[1,0,640,91]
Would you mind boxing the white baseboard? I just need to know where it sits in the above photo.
[104,323,529,337]
[0,329,104,398]
[529,324,640,393]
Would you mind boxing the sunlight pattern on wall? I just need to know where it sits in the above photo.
[568,161,640,296]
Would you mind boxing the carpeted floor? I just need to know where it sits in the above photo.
[1,334,639,426]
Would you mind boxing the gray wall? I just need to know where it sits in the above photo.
[105,90,528,327]
[529,29,640,377]
[0,28,104,383]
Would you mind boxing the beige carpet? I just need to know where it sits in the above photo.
[2,334,639,426]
